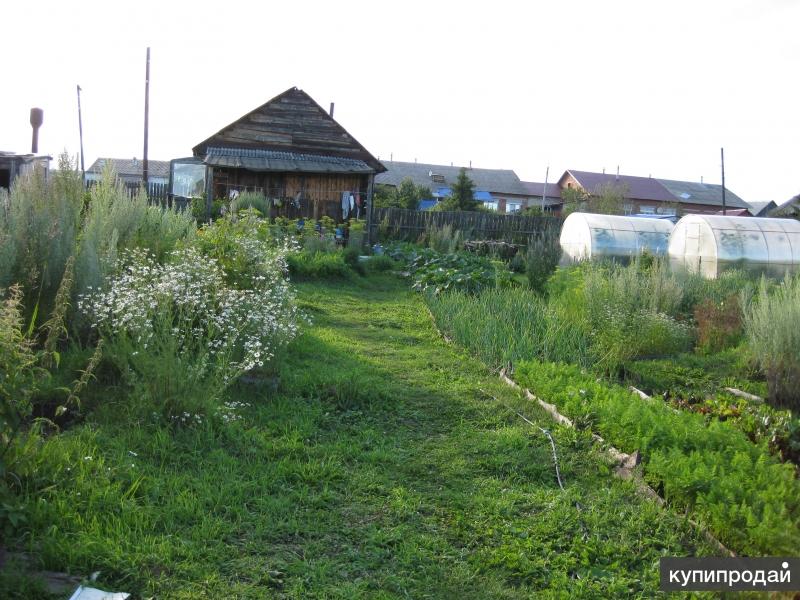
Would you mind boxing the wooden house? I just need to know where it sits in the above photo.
[188,87,385,221]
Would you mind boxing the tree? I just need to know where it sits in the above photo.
[587,182,626,215]
[439,168,479,211]
[373,179,431,209]
[560,187,588,216]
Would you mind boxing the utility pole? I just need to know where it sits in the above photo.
[720,147,726,216]
[143,47,151,188]
[542,166,549,212]
[77,85,85,183]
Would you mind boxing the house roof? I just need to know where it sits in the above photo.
[562,170,676,202]
[747,201,777,217]
[193,87,385,173]
[655,178,749,209]
[521,181,562,199]
[375,161,526,196]
[203,147,373,174]
[87,157,170,179]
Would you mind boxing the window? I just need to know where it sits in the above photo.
[170,161,206,198]
[657,206,677,216]
[639,205,655,214]
[507,202,522,213]
[485,201,499,211]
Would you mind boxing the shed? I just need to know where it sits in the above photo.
[0,151,51,190]
[668,214,800,278]
[559,212,674,261]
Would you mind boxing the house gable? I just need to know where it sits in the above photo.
[192,87,385,173]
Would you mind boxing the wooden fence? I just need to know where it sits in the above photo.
[370,207,563,244]
[87,180,189,211]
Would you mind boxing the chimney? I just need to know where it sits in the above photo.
[701,175,704,184]
[329,102,334,117]
[30,107,44,153]
[469,160,472,169]
[616,165,619,180]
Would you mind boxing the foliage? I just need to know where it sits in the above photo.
[423,223,464,254]
[427,287,590,368]
[560,187,589,216]
[525,234,561,294]
[75,168,196,299]
[193,210,296,289]
[693,294,743,353]
[287,251,352,279]
[191,195,223,222]
[743,273,800,410]
[515,360,800,555]
[2,275,716,597]
[79,246,299,421]
[587,182,626,215]
[364,254,397,273]
[372,178,431,209]
[228,192,271,217]
[390,245,512,295]
[0,155,83,316]
[438,168,479,211]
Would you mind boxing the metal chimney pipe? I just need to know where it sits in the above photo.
[30,107,44,153]
[329,102,335,117]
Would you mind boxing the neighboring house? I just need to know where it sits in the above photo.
[772,195,800,219]
[520,181,562,212]
[558,169,750,215]
[375,161,537,213]
[747,201,777,217]
[86,157,170,186]
[186,86,385,220]
[0,151,51,189]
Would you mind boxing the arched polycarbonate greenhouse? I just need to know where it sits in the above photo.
[668,214,800,278]
[559,212,675,261]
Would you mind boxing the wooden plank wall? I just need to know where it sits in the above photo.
[371,207,563,244]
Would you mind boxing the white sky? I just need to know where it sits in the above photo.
[2,0,798,202]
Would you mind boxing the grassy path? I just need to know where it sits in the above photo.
[5,275,712,598]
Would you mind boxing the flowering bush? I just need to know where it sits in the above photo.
[79,244,299,421]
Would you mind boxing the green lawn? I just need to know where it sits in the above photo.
[3,274,714,598]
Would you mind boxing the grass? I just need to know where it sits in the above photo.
[2,274,716,598]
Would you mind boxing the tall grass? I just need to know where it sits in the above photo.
[0,156,83,315]
[75,170,196,297]
[743,274,800,410]
[427,287,590,368]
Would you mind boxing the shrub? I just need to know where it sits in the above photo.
[743,274,800,410]
[365,255,397,273]
[424,224,464,254]
[228,192,270,217]
[287,251,351,279]
[0,156,83,315]
[582,260,690,372]
[525,234,561,294]
[79,246,299,421]
[76,169,196,298]
[693,294,743,354]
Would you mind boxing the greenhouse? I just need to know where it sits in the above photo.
[559,212,675,261]
[668,214,800,278]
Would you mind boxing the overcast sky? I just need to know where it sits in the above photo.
[2,0,798,202]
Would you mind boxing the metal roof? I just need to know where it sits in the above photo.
[87,157,170,179]
[565,170,676,202]
[656,178,749,209]
[521,181,562,199]
[203,146,373,174]
[375,161,528,196]
[747,201,777,217]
